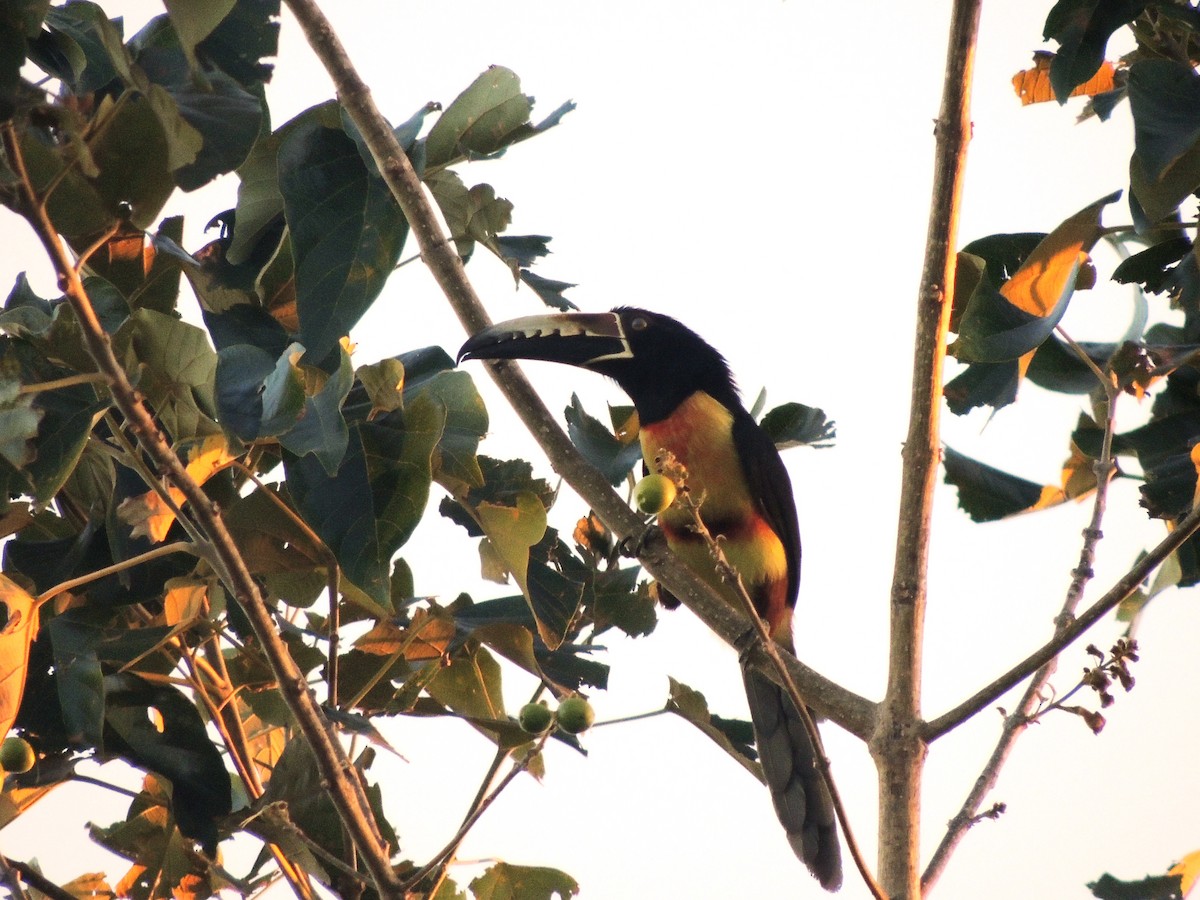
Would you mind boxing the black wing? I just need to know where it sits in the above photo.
[731,407,802,607]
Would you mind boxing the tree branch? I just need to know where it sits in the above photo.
[281,0,877,740]
[0,121,403,897]
[873,1,980,896]
[924,499,1200,740]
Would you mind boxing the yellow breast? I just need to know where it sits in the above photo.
[638,392,788,596]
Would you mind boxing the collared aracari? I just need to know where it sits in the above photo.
[458,307,842,891]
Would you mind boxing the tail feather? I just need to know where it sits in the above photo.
[743,666,842,891]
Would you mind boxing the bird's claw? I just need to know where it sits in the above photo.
[618,523,665,559]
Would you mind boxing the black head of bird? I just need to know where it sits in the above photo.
[456,306,739,424]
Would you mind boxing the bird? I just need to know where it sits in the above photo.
[458,306,842,891]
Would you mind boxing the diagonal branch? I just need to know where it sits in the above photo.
[924,499,1200,740]
[0,121,403,898]
[281,0,878,741]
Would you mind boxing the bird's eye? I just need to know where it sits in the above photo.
[630,316,648,331]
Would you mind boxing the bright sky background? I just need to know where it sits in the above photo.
[3,2,1200,899]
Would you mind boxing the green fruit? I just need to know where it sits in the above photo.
[635,473,677,515]
[518,702,553,734]
[556,697,595,734]
[1,737,35,774]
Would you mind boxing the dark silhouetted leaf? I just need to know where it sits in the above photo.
[103,673,232,856]
[564,394,642,486]
[1043,0,1147,103]
[1087,871,1184,900]
[520,269,577,311]
[759,402,836,448]
[943,446,1066,522]
[666,677,761,779]
[279,121,408,364]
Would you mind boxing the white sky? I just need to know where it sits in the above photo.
[3,2,1200,899]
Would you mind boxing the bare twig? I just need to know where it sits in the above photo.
[874,0,981,895]
[922,357,1121,890]
[1,120,402,896]
[35,541,198,609]
[280,0,877,741]
[924,499,1200,740]
[398,737,550,894]
[1,856,66,900]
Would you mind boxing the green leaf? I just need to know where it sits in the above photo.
[192,0,278,88]
[89,89,197,229]
[1087,871,1185,900]
[1128,60,1200,182]
[17,127,112,241]
[227,101,342,266]
[951,192,1119,363]
[759,402,836,449]
[161,0,236,70]
[113,308,220,442]
[285,396,444,612]
[426,67,534,167]
[276,344,354,474]
[519,269,577,311]
[278,120,408,364]
[103,672,231,856]
[356,357,405,414]
[215,341,306,441]
[469,862,579,900]
[427,643,506,723]
[48,612,106,749]
[39,2,126,94]
[0,364,42,470]
[477,492,551,636]
[25,380,107,505]
[411,368,488,494]
[564,393,642,486]
[170,69,265,191]
[666,677,761,779]
[1043,0,1146,103]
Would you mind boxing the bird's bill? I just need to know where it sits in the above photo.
[457,312,633,367]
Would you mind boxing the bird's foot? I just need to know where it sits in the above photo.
[618,523,665,559]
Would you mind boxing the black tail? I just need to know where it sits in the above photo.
[742,666,842,891]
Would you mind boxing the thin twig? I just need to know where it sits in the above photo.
[924,498,1200,739]
[230,462,341,705]
[35,540,197,609]
[1,856,67,900]
[16,372,108,394]
[922,349,1121,890]
[398,735,550,894]
[661,456,884,900]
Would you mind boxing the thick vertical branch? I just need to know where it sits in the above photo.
[872,2,981,897]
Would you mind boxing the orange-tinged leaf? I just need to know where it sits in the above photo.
[1001,191,1117,319]
[1014,52,1116,105]
[0,575,38,739]
[1190,444,1200,510]
[1062,441,1100,500]
[1169,847,1200,895]
[163,577,209,627]
[353,609,454,660]
[117,434,237,542]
